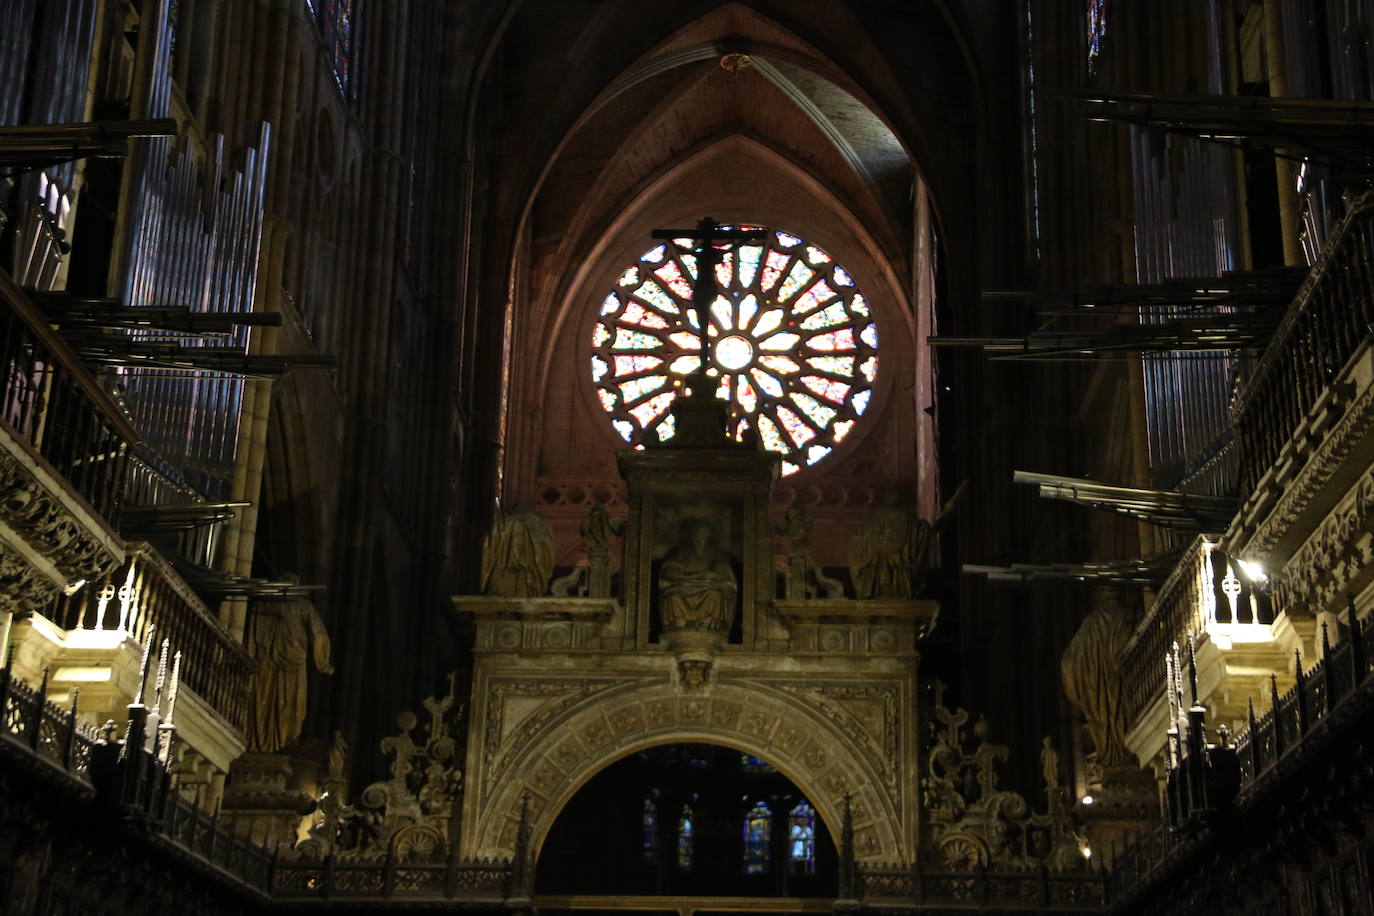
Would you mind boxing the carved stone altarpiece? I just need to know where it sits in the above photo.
[452,383,938,868]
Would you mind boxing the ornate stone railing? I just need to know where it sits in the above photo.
[0,270,134,615]
[46,542,253,732]
[1109,612,1373,904]
[0,271,138,524]
[270,857,512,901]
[1118,536,1276,729]
[1232,613,1372,788]
[0,660,274,896]
[857,863,1107,910]
[0,664,97,779]
[1234,191,1374,497]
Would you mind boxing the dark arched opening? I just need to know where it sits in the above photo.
[536,742,838,898]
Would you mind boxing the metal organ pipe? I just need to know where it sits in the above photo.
[114,0,271,501]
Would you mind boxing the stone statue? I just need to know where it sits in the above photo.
[658,520,736,633]
[1040,736,1061,790]
[480,506,554,597]
[580,502,623,551]
[848,484,963,599]
[327,729,348,784]
[246,576,334,753]
[1061,595,1135,769]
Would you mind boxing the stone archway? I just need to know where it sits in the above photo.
[459,673,917,866]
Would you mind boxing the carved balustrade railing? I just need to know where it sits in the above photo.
[1233,613,1372,787]
[270,858,513,901]
[1118,536,1276,729]
[1234,191,1374,496]
[1111,612,1373,900]
[0,273,138,523]
[0,660,276,895]
[856,863,1107,910]
[0,664,97,780]
[47,542,253,732]
[125,453,224,567]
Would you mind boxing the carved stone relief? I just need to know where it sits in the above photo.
[461,676,911,865]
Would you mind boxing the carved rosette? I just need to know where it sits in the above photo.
[0,434,123,615]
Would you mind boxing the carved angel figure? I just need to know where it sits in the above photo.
[580,502,623,551]
[481,506,554,597]
[659,520,736,633]
[246,576,333,753]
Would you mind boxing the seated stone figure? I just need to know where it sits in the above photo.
[659,521,736,634]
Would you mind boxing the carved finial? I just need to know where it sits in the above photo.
[1186,633,1199,707]
[133,625,155,706]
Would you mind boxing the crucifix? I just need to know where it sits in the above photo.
[651,217,766,392]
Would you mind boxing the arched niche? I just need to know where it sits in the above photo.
[460,677,917,867]
[537,741,838,897]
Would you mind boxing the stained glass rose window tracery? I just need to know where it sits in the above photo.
[590,228,879,476]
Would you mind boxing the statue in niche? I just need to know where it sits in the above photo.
[480,506,554,597]
[246,575,334,754]
[1060,593,1136,769]
[659,520,736,634]
[848,484,964,599]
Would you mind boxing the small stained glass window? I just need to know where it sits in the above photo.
[741,754,776,773]
[742,801,772,874]
[1087,0,1107,75]
[789,801,816,873]
[591,228,879,474]
[306,0,357,98]
[643,798,658,861]
[677,805,694,871]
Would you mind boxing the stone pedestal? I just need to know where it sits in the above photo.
[221,752,316,846]
[1075,765,1158,866]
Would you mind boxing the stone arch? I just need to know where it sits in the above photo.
[461,676,914,866]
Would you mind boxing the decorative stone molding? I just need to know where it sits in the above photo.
[0,423,124,613]
[1279,465,1374,614]
[460,675,914,866]
[0,537,63,614]
[1230,342,1374,566]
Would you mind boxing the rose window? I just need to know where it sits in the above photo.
[590,228,878,475]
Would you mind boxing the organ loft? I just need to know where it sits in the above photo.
[1,2,1373,914]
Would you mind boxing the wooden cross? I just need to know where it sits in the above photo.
[651,218,766,376]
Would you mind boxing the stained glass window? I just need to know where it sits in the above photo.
[305,0,357,98]
[741,753,775,773]
[643,798,658,861]
[788,802,816,873]
[592,229,878,475]
[1087,0,1107,75]
[742,801,772,874]
[677,805,694,871]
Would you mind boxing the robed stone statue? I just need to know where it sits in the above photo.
[1060,595,1135,769]
[246,576,334,753]
[848,484,964,599]
[659,520,736,634]
[480,506,555,598]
